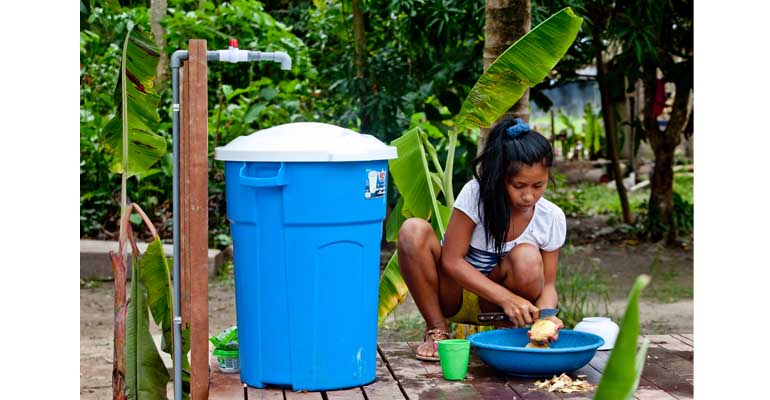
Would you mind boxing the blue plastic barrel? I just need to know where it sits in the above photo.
[215,123,397,391]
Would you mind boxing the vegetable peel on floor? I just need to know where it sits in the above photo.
[529,373,594,393]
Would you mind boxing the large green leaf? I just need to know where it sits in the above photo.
[594,275,651,400]
[389,127,447,235]
[125,258,170,400]
[385,197,407,243]
[100,25,165,177]
[378,251,409,326]
[378,203,452,325]
[139,239,173,355]
[455,7,583,130]
[430,203,453,239]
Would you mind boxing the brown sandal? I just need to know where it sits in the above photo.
[415,328,450,362]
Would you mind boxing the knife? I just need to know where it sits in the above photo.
[477,308,559,323]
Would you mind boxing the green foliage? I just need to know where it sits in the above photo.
[125,257,170,400]
[641,173,694,240]
[455,8,583,130]
[594,275,651,400]
[139,239,175,357]
[377,8,583,326]
[389,127,447,226]
[582,102,604,158]
[296,0,486,141]
[671,190,694,235]
[548,180,647,218]
[100,25,165,177]
[555,262,610,329]
[80,1,319,243]
[377,250,409,325]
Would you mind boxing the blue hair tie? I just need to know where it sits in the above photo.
[506,118,530,138]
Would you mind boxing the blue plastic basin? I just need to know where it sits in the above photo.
[468,328,604,377]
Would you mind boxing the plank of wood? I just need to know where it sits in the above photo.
[464,354,522,399]
[670,334,694,348]
[642,335,693,363]
[505,368,602,400]
[362,348,407,400]
[244,386,284,400]
[643,335,693,352]
[411,341,512,399]
[504,376,561,400]
[645,347,693,379]
[284,389,324,399]
[324,387,367,399]
[639,361,694,400]
[679,333,693,341]
[633,388,679,400]
[379,341,461,399]
[184,38,210,400]
[208,353,244,400]
[507,348,601,400]
[588,350,671,400]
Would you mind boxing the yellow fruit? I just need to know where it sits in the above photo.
[525,341,550,349]
[529,319,558,342]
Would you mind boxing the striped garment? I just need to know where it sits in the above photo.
[464,246,508,275]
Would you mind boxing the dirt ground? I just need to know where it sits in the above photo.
[80,216,693,398]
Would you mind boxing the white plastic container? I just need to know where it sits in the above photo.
[573,317,619,350]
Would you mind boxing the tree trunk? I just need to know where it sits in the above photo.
[352,0,366,79]
[351,0,369,132]
[643,62,692,244]
[151,0,169,92]
[593,31,632,224]
[478,0,531,153]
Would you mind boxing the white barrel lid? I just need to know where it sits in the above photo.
[215,122,398,162]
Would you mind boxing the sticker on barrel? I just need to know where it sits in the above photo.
[364,169,386,199]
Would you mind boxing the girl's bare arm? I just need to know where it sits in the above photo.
[536,249,560,310]
[441,209,538,325]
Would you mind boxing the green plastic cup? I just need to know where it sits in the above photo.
[437,339,470,380]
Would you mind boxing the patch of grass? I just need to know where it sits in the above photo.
[566,182,648,217]
[213,260,234,283]
[674,173,693,202]
[80,279,104,289]
[379,312,425,342]
[549,170,694,222]
[556,262,610,329]
[643,256,693,303]
[644,285,693,303]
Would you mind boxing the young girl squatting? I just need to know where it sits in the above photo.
[397,117,567,361]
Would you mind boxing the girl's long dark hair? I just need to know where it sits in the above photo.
[471,117,554,259]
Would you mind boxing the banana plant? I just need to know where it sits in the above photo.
[594,274,651,399]
[378,7,583,325]
[125,231,171,399]
[100,24,166,179]
[101,25,188,399]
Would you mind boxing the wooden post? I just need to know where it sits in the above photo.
[180,39,209,400]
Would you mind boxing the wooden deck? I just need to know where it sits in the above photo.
[209,334,693,400]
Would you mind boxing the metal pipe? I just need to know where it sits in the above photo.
[170,45,291,400]
[170,49,188,400]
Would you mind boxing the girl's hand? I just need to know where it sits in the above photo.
[539,316,563,343]
[500,295,539,327]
